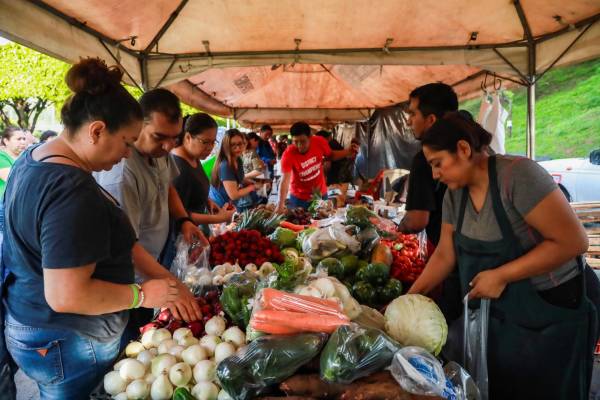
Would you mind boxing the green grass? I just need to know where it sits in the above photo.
[461,57,600,159]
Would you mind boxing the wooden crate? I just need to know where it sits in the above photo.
[572,202,600,268]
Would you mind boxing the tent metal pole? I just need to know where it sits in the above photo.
[514,0,536,160]
[143,0,189,54]
[535,19,597,83]
[27,0,140,59]
[98,39,143,91]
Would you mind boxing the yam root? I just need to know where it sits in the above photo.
[259,397,318,400]
[341,371,443,400]
[280,374,345,398]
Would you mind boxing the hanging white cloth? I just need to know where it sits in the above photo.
[478,92,508,155]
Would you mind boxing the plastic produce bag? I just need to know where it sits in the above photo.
[390,346,448,397]
[356,226,381,258]
[171,235,212,295]
[216,333,328,400]
[219,271,259,328]
[328,222,361,254]
[462,296,489,400]
[444,361,481,400]
[302,227,347,261]
[320,323,400,384]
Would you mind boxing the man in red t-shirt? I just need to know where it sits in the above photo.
[276,122,358,212]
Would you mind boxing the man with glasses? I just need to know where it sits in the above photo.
[95,89,204,336]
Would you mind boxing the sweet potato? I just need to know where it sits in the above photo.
[280,374,344,398]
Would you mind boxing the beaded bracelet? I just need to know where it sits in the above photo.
[135,284,145,308]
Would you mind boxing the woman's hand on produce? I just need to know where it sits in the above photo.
[217,205,236,222]
[169,282,203,322]
[181,221,207,246]
[468,269,508,300]
[141,278,179,308]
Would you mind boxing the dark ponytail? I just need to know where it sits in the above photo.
[176,113,218,146]
[60,58,142,135]
[421,112,492,154]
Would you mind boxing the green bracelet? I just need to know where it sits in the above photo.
[129,284,139,309]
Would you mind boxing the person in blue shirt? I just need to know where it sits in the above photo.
[257,124,276,178]
[209,129,258,211]
[1,58,180,399]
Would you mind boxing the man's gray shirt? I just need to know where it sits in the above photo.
[94,148,179,260]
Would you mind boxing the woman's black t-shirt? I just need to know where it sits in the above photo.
[171,154,210,214]
[2,148,136,341]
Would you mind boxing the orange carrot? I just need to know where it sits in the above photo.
[250,319,298,335]
[261,288,344,317]
[280,220,306,232]
[252,309,350,334]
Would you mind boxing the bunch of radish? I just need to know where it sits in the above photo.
[106,315,246,400]
[209,229,284,266]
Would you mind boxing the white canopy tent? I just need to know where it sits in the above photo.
[1,0,599,157]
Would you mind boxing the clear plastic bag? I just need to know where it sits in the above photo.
[219,271,259,328]
[356,226,381,258]
[320,323,401,384]
[390,346,447,396]
[416,230,429,261]
[170,235,212,295]
[462,296,489,400]
[328,222,361,253]
[302,227,347,261]
[216,333,328,400]
[444,361,481,400]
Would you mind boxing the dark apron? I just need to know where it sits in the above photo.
[454,156,597,400]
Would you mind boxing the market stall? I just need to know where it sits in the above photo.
[95,204,475,400]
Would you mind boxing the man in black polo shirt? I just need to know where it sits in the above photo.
[398,83,460,321]
[398,83,458,246]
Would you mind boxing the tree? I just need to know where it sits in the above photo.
[0,43,70,132]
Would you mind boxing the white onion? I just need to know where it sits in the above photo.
[103,370,127,395]
[126,379,149,399]
[168,345,184,360]
[193,359,216,383]
[192,382,219,400]
[172,327,192,343]
[141,328,157,349]
[214,342,236,364]
[125,341,146,358]
[150,374,173,400]
[199,335,222,356]
[205,316,226,337]
[136,350,154,367]
[113,393,128,400]
[178,335,199,347]
[113,358,129,371]
[144,372,156,384]
[119,359,146,381]
[221,327,246,348]
[181,344,208,366]
[169,362,192,387]
[151,354,177,377]
[158,339,177,354]
[149,348,158,356]
[152,329,172,347]
[218,389,234,400]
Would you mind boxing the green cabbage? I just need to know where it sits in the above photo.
[384,294,448,355]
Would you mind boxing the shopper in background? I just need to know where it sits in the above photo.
[257,124,276,178]
[39,130,58,143]
[0,127,27,198]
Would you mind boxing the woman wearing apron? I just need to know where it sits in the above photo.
[409,112,599,399]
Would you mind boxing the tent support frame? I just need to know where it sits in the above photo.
[98,39,143,92]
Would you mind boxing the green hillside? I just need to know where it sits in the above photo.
[461,57,600,160]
